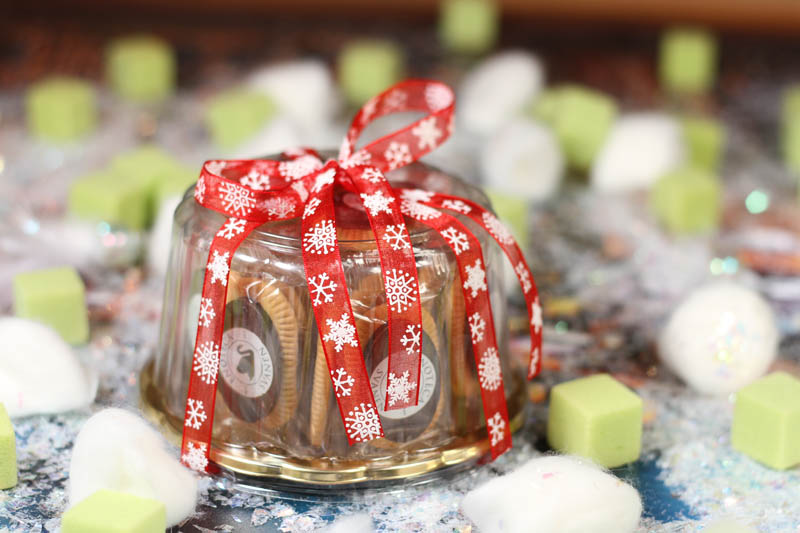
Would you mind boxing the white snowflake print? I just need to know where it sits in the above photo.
[185,398,207,430]
[440,226,469,256]
[400,324,421,355]
[303,219,337,255]
[384,269,418,313]
[400,189,435,203]
[330,367,355,398]
[529,347,540,377]
[360,191,395,216]
[323,312,358,352]
[312,169,336,194]
[360,96,379,124]
[468,312,486,344]
[482,212,514,246]
[266,197,296,218]
[193,341,220,385]
[279,155,322,180]
[530,297,543,334]
[384,142,412,170]
[401,200,441,221]
[341,150,372,169]
[441,199,471,214]
[339,135,353,162]
[206,250,230,286]
[194,177,206,204]
[425,83,452,112]
[182,442,208,472]
[385,88,407,111]
[360,167,383,183]
[219,181,256,217]
[344,402,383,442]
[411,117,443,150]
[205,160,226,175]
[387,371,417,407]
[241,168,270,190]
[198,297,216,328]
[216,218,246,240]
[291,180,309,202]
[487,412,506,447]
[303,197,321,218]
[514,262,532,294]
[382,224,410,251]
[478,347,502,392]
[463,259,487,298]
[308,272,338,306]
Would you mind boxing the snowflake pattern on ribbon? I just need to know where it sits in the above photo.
[341,150,372,169]
[401,189,435,203]
[312,169,336,193]
[303,197,321,218]
[198,297,215,328]
[361,167,383,183]
[241,169,270,190]
[401,200,441,221]
[323,313,358,352]
[411,116,442,150]
[182,442,209,472]
[529,347,541,377]
[441,198,471,214]
[530,297,543,334]
[387,371,417,406]
[303,220,337,255]
[218,181,255,217]
[478,347,502,392]
[279,155,322,180]
[194,177,206,203]
[425,82,453,112]
[265,197,296,218]
[384,269,417,313]
[384,142,412,170]
[193,341,220,385]
[382,224,410,251]
[515,262,532,294]
[482,212,514,246]
[185,398,207,430]
[217,218,246,240]
[360,191,395,216]
[344,403,383,442]
[331,367,354,398]
[400,324,421,355]
[469,312,486,344]
[463,259,487,298]
[441,226,469,255]
[487,412,506,447]
[206,251,230,286]
[308,273,337,305]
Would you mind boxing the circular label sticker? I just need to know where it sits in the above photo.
[220,327,274,398]
[370,355,437,420]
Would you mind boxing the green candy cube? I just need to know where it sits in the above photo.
[0,404,16,490]
[205,89,276,148]
[650,167,721,234]
[111,145,193,216]
[781,86,800,175]
[547,374,643,468]
[338,40,405,106]
[439,0,498,54]
[62,490,166,533]
[155,165,198,206]
[530,85,617,172]
[732,372,800,470]
[69,170,151,230]
[683,116,725,171]
[26,77,97,142]
[107,35,176,103]
[659,27,717,94]
[13,266,89,345]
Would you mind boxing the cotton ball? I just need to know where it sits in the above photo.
[459,51,544,136]
[481,118,564,202]
[591,113,686,193]
[69,408,198,527]
[658,282,779,395]
[0,317,96,417]
[246,60,340,132]
[461,455,641,533]
[322,514,374,533]
[232,116,302,159]
[147,195,181,277]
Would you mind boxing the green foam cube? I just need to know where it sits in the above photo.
[732,372,800,470]
[530,85,617,172]
[62,490,166,533]
[650,167,722,234]
[13,266,89,345]
[205,89,276,148]
[69,170,151,230]
[547,374,643,468]
[0,404,17,490]
[111,145,193,215]
[683,116,725,171]
[107,35,176,103]
[659,27,717,94]
[439,0,498,54]
[781,86,800,175]
[338,40,405,106]
[26,77,97,142]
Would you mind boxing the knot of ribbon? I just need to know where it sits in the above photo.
[180,79,543,473]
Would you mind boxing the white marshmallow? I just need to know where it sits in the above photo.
[481,118,564,202]
[69,408,198,527]
[147,195,181,277]
[591,113,686,193]
[658,282,779,395]
[462,455,641,533]
[0,317,96,417]
[459,51,544,136]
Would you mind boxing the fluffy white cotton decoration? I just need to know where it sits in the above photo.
[232,116,302,159]
[69,408,198,527]
[459,51,544,136]
[0,317,96,417]
[591,113,686,193]
[247,60,340,131]
[147,195,181,277]
[461,455,641,533]
[658,282,779,395]
[322,513,374,533]
[481,118,564,202]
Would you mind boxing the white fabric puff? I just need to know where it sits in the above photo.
[591,113,686,193]
[69,408,198,527]
[461,455,641,533]
[459,51,544,136]
[481,118,564,202]
[322,514,375,533]
[147,195,181,277]
[0,317,96,417]
[658,282,779,395]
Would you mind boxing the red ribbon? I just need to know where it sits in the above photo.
[179,80,542,473]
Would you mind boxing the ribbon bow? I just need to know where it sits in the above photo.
[180,80,543,473]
